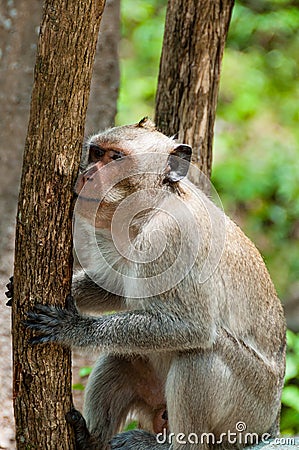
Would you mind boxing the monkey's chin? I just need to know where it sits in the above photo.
[76,197,115,230]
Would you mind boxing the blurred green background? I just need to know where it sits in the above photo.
[116,0,299,433]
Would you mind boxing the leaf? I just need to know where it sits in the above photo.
[281,386,299,413]
[79,366,93,378]
[285,353,299,382]
[124,421,138,431]
[72,383,85,391]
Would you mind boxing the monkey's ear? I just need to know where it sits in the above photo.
[164,144,192,183]
[137,117,156,130]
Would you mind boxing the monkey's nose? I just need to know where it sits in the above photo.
[83,174,94,183]
[74,173,87,194]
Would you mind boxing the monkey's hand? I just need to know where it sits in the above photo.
[5,276,14,306]
[24,294,80,346]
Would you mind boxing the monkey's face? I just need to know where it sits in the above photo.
[74,119,192,230]
[74,147,133,229]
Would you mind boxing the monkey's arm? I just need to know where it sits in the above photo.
[72,271,125,313]
[25,295,214,353]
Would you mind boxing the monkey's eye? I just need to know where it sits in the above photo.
[111,151,124,161]
[89,144,105,160]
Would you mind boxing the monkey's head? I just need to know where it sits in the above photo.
[74,118,192,229]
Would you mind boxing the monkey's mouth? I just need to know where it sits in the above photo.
[76,194,102,203]
[74,188,103,203]
[75,194,114,211]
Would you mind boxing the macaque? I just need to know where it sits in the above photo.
[23,118,286,450]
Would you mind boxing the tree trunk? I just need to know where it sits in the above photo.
[155,0,234,190]
[85,0,120,133]
[12,1,105,448]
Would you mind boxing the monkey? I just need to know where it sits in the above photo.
[22,118,285,450]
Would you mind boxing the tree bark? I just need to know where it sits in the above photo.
[85,0,120,133]
[12,1,105,448]
[155,0,234,190]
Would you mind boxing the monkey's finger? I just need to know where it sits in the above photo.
[5,282,12,291]
[28,335,53,346]
[22,318,49,330]
[27,304,67,324]
[5,290,12,298]
[6,276,13,286]
[25,309,50,321]
[6,276,14,290]
[23,308,59,329]
[5,298,12,307]
[32,303,58,314]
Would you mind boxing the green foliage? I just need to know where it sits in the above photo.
[213,0,299,295]
[281,331,299,434]
[117,0,299,435]
[214,1,299,432]
[124,420,139,431]
[79,366,93,378]
[73,383,85,391]
[117,0,166,124]
[72,366,93,391]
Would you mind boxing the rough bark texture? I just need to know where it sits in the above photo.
[85,0,120,133]
[155,0,234,190]
[12,1,105,448]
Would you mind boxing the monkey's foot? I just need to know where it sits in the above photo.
[110,429,169,450]
[5,276,13,306]
[66,408,101,450]
[66,408,90,439]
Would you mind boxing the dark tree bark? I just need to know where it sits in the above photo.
[85,0,120,133]
[12,1,105,448]
[155,0,234,190]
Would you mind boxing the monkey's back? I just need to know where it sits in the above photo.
[184,182,286,366]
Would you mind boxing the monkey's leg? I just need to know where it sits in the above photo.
[82,354,137,449]
[164,352,217,450]
[83,354,166,450]
[165,348,282,450]
[111,350,212,450]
